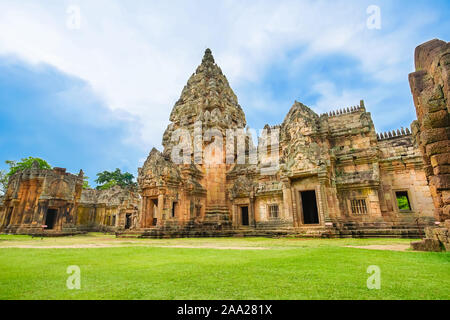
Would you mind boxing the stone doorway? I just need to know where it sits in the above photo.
[125,214,132,229]
[151,199,158,226]
[241,206,249,226]
[45,209,58,230]
[300,191,319,224]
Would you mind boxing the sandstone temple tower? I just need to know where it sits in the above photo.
[138,49,247,230]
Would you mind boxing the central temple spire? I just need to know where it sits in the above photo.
[202,48,215,64]
[162,48,247,157]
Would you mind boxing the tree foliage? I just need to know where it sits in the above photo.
[82,176,92,189]
[95,169,137,190]
[5,157,52,177]
[397,196,411,211]
[1,157,52,194]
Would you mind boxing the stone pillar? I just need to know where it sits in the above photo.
[157,194,164,226]
[409,39,450,222]
[250,192,256,228]
[291,187,299,227]
[318,173,331,223]
[140,197,147,228]
[231,203,237,228]
[282,178,293,222]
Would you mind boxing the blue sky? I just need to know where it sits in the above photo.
[0,0,449,186]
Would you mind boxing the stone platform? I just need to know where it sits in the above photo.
[116,221,429,239]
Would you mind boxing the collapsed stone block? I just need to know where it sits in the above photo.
[410,239,443,252]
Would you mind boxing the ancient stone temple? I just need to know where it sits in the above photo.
[0,163,140,235]
[0,163,83,235]
[132,49,436,238]
[1,43,444,240]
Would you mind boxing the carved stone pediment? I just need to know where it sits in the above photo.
[138,148,181,189]
[230,176,256,198]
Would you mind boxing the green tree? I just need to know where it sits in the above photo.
[95,168,137,190]
[0,157,51,194]
[5,157,52,177]
[82,176,92,189]
[397,196,411,211]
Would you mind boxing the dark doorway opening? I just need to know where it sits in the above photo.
[301,191,319,224]
[45,209,58,230]
[151,199,158,226]
[172,202,177,218]
[125,214,132,229]
[241,206,249,226]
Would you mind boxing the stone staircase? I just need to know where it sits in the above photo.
[330,222,428,238]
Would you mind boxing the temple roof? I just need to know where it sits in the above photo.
[162,49,247,157]
[168,48,246,127]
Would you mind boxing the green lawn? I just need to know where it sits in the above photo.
[0,233,448,300]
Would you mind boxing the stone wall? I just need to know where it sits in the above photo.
[77,186,140,231]
[409,39,450,251]
[378,134,435,222]
[409,39,450,222]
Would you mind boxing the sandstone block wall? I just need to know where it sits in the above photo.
[409,39,450,222]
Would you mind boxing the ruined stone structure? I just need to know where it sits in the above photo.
[1,45,444,240]
[77,186,140,232]
[409,39,450,251]
[0,163,140,235]
[0,163,83,235]
[132,49,436,238]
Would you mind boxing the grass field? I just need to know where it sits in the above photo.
[0,233,448,300]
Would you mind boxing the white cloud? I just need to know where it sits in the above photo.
[0,0,442,151]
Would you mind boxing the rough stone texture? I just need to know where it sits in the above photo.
[409,39,450,222]
[129,49,436,239]
[0,163,83,235]
[411,238,443,252]
[408,38,450,251]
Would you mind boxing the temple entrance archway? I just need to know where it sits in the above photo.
[152,199,158,226]
[125,214,132,229]
[241,206,249,226]
[300,191,319,224]
[45,209,58,230]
